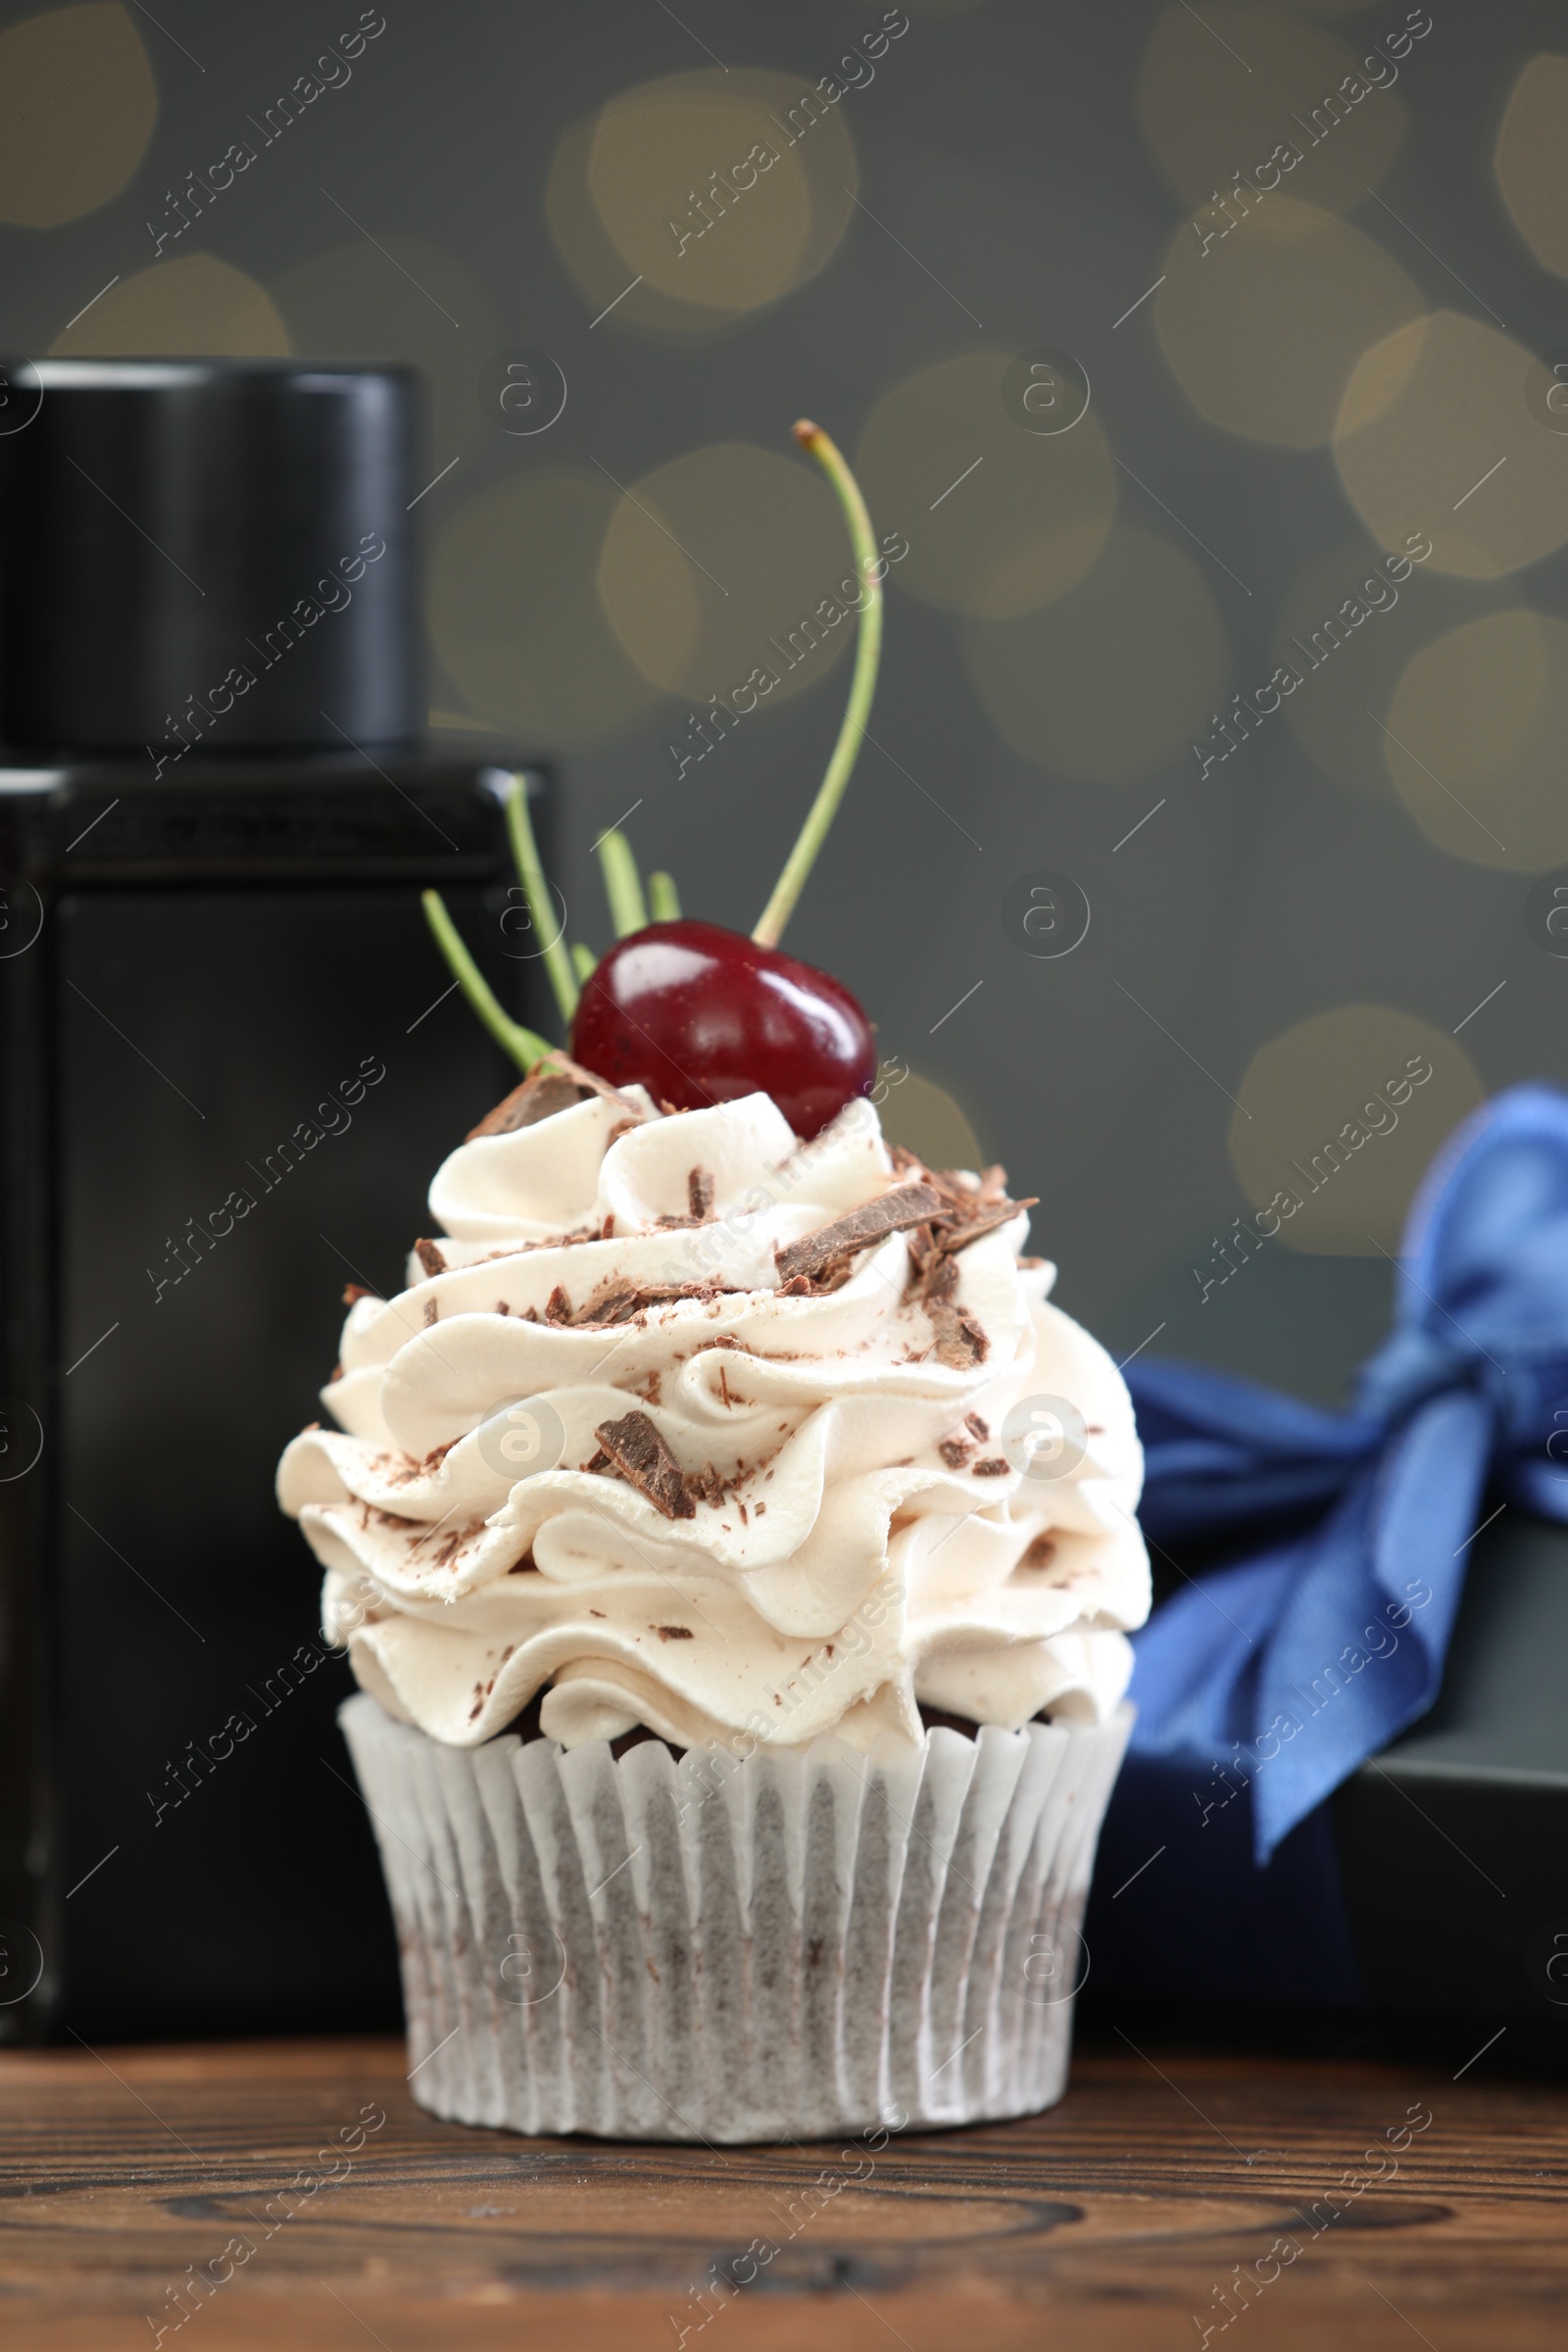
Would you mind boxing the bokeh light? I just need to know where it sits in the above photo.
[0,3,156,228]
[879,1072,984,1171]
[550,69,856,334]
[964,527,1229,781]
[51,256,290,357]
[596,441,853,707]
[1137,3,1406,217]
[427,468,663,748]
[855,350,1115,619]
[1272,541,1502,801]
[1335,312,1568,577]
[1494,53,1568,276]
[1155,197,1421,448]
[1382,610,1568,872]
[1229,1005,1483,1255]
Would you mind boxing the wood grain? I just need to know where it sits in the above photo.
[0,2033,1563,2349]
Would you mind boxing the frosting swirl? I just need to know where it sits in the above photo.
[277,1071,1149,1751]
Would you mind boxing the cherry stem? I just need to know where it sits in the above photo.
[571,940,598,983]
[504,772,578,1024]
[598,827,648,938]
[648,869,681,921]
[420,891,552,1073]
[753,420,884,951]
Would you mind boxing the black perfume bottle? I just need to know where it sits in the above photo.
[0,360,550,2038]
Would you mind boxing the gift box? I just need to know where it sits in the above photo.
[1086,1088,1568,2036]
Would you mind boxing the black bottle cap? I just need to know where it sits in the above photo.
[0,358,422,757]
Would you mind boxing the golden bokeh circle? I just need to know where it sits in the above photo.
[270,236,496,462]
[1272,541,1502,801]
[1229,1005,1483,1256]
[1494,54,1568,277]
[963,527,1229,781]
[855,350,1115,619]
[1335,312,1568,577]
[551,70,856,334]
[0,3,156,228]
[428,468,662,748]
[879,1072,983,1172]
[1136,3,1407,217]
[50,256,290,357]
[1382,610,1568,872]
[597,441,854,707]
[1155,197,1422,449]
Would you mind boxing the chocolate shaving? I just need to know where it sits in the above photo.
[890,1149,1035,1264]
[688,1167,715,1221]
[777,1259,858,1299]
[341,1284,374,1305]
[971,1455,1010,1477]
[466,1068,588,1139]
[466,1052,650,1141]
[654,1623,694,1641]
[567,1274,735,1328]
[909,1250,959,1307]
[414,1239,446,1278]
[775,1183,944,1285]
[545,1285,573,1324]
[686,1461,727,1511]
[927,1302,989,1370]
[965,1411,991,1441]
[939,1199,1037,1253]
[539,1050,649,1115]
[421,1299,438,1329]
[939,1436,974,1469]
[594,1409,695,1519]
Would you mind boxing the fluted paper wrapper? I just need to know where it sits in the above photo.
[341,1691,1132,2142]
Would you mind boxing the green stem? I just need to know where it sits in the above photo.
[503,773,578,1024]
[598,828,649,937]
[648,869,682,922]
[571,940,598,983]
[753,419,884,950]
[420,891,552,1073]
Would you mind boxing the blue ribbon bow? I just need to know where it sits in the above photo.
[1120,1084,1568,1867]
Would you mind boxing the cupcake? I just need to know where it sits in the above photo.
[277,422,1150,2140]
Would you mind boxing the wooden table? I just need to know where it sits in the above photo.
[1,2030,1562,2349]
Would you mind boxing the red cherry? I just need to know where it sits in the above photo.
[569,919,876,1141]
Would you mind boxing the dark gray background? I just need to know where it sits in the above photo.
[5,0,1565,1406]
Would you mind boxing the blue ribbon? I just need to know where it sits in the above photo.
[1120,1084,1568,1867]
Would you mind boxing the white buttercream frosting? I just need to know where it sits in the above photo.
[278,1078,1150,1752]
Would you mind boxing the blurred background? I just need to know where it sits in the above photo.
[4,0,1566,1410]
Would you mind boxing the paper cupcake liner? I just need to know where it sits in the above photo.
[340,1690,1133,2143]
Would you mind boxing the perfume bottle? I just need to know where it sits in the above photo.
[0,359,551,2037]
